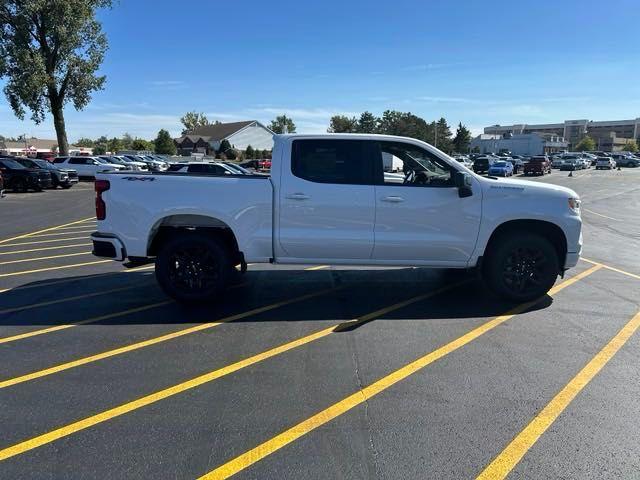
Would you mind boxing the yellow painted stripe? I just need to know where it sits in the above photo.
[0,300,171,346]
[0,251,91,266]
[0,282,148,315]
[0,217,95,245]
[199,266,601,479]
[0,282,465,459]
[0,236,91,248]
[305,265,330,271]
[476,309,640,480]
[0,287,339,390]
[0,264,154,294]
[55,224,98,230]
[581,257,640,281]
[0,260,112,278]
[0,243,91,256]
[27,230,94,238]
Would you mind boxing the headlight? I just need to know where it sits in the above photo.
[568,197,581,214]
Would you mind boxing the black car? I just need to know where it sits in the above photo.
[472,157,492,174]
[0,157,52,192]
[16,158,79,189]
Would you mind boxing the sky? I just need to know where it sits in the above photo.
[1,0,640,142]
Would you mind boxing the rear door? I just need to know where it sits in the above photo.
[371,140,482,266]
[277,139,376,260]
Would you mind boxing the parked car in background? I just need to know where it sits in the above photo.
[524,156,551,175]
[595,157,617,170]
[16,158,78,189]
[125,155,168,172]
[505,157,524,174]
[551,157,565,168]
[559,154,585,171]
[0,157,53,191]
[168,162,239,175]
[257,158,272,171]
[0,171,5,198]
[35,152,56,162]
[220,162,254,175]
[101,155,148,171]
[610,153,639,167]
[53,156,125,178]
[488,160,514,177]
[472,156,494,174]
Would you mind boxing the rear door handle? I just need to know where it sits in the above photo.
[381,195,404,203]
[286,193,310,200]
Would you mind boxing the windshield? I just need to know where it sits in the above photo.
[33,160,53,169]
[0,159,27,169]
[492,161,507,167]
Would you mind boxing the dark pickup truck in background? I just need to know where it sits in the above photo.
[524,156,552,176]
[0,157,52,192]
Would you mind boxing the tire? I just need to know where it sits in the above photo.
[62,185,72,189]
[483,232,559,302]
[155,233,231,303]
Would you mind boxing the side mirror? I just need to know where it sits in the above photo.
[454,171,473,198]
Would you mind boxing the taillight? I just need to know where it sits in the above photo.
[95,179,110,220]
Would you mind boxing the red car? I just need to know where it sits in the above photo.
[524,156,551,175]
[258,159,272,171]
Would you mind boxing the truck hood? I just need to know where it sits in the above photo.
[480,176,579,199]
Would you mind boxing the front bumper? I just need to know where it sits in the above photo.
[91,233,126,261]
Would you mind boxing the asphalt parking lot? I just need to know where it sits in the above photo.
[1,169,639,479]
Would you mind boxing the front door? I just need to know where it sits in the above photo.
[371,141,482,266]
[277,139,375,260]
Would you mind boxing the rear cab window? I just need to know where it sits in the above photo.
[291,139,372,185]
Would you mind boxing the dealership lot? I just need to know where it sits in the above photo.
[0,169,639,479]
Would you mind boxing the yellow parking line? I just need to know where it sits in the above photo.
[0,260,112,278]
[0,243,92,256]
[0,251,91,266]
[476,310,640,480]
[0,286,341,390]
[0,300,172,346]
[0,217,95,245]
[305,265,329,271]
[56,224,98,230]
[0,282,467,460]
[27,230,94,238]
[0,283,148,315]
[582,208,621,222]
[199,266,601,479]
[0,264,154,294]
[0,236,92,248]
[582,257,640,281]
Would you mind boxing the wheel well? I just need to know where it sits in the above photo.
[485,219,567,269]
[147,215,242,264]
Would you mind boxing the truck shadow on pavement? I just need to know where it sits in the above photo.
[0,268,552,327]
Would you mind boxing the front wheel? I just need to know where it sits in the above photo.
[155,233,232,303]
[483,233,559,302]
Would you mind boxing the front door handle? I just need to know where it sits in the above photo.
[286,193,310,200]
[381,195,404,203]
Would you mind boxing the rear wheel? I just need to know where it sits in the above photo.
[12,178,27,193]
[155,233,231,303]
[483,233,559,302]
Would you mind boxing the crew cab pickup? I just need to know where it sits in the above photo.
[92,134,582,303]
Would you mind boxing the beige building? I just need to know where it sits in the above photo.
[484,118,640,150]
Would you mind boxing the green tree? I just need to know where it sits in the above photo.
[377,110,433,142]
[107,137,121,153]
[261,149,270,159]
[120,132,133,149]
[623,140,638,152]
[245,145,255,159]
[131,138,152,151]
[93,144,106,155]
[180,111,210,134]
[153,129,176,155]
[575,135,596,151]
[75,138,95,147]
[218,139,232,155]
[327,115,357,133]
[357,111,378,133]
[434,117,453,153]
[452,122,472,153]
[0,0,112,155]
[269,115,296,134]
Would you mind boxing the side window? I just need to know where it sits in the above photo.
[187,164,206,173]
[291,139,370,185]
[69,158,83,165]
[374,141,454,187]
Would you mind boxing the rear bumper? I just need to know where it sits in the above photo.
[91,233,126,261]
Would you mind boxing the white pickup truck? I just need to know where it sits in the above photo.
[91,134,582,303]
